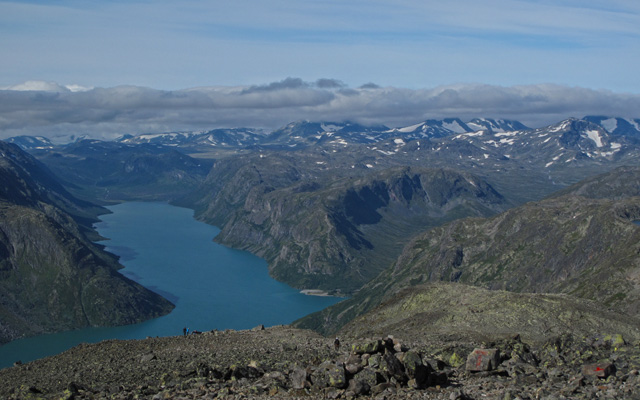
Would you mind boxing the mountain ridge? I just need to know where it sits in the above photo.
[0,142,174,343]
[294,166,640,334]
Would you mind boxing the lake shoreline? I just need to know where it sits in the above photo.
[0,202,341,369]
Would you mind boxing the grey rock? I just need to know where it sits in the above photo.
[289,367,307,390]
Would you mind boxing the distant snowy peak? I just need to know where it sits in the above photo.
[466,118,530,133]
[391,118,471,138]
[534,118,615,151]
[428,117,632,170]
[119,128,265,148]
[584,116,640,138]
[272,121,387,136]
[119,131,203,145]
[392,118,529,138]
[266,121,390,146]
[5,136,55,150]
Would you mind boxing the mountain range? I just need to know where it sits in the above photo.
[2,114,640,344]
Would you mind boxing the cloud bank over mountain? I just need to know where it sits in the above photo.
[1,79,639,141]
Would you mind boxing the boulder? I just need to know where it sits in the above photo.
[346,378,370,396]
[381,352,408,383]
[353,367,380,388]
[352,340,383,355]
[311,362,347,389]
[289,366,308,390]
[345,359,362,375]
[466,348,501,372]
[403,350,431,387]
[582,362,616,378]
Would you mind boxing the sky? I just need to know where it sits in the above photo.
[1,0,640,140]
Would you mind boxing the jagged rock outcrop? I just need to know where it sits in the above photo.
[0,142,174,343]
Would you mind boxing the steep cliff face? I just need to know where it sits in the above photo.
[0,142,174,344]
[192,155,507,293]
[295,167,640,334]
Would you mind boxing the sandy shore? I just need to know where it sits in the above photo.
[300,289,331,296]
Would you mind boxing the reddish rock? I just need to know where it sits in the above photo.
[582,363,616,378]
[466,348,501,372]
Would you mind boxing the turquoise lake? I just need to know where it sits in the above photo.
[0,202,342,369]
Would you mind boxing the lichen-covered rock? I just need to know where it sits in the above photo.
[310,362,347,389]
[352,340,382,355]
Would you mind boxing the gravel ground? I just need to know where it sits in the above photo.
[1,325,639,399]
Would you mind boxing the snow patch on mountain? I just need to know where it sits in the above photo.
[442,120,468,134]
[320,123,340,132]
[600,118,618,133]
[585,130,604,147]
[397,122,425,133]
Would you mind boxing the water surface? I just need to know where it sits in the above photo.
[0,202,341,369]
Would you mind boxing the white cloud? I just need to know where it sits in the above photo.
[1,79,639,141]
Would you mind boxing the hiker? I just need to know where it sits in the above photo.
[334,337,340,351]
[183,327,187,337]
[186,327,189,335]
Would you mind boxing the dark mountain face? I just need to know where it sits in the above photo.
[294,166,640,335]
[34,140,213,202]
[0,142,104,227]
[190,152,508,293]
[0,142,174,343]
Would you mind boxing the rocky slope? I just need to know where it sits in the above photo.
[295,166,640,334]
[338,282,640,345]
[2,315,640,399]
[189,158,507,293]
[0,141,174,343]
